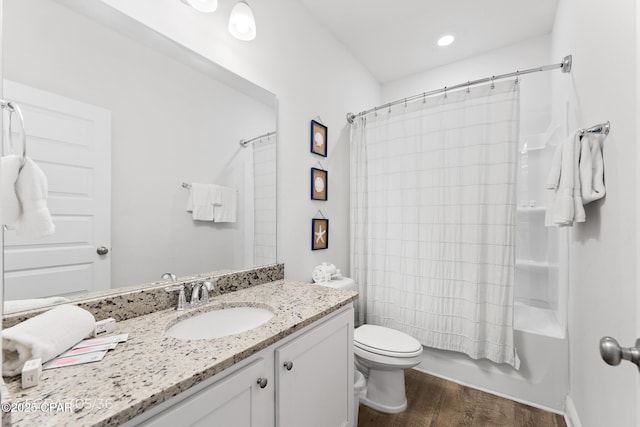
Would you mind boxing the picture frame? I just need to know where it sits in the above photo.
[310,120,328,157]
[311,218,329,250]
[310,168,328,201]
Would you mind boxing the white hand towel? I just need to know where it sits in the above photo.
[186,183,223,221]
[0,155,22,226]
[14,157,56,239]
[579,134,606,204]
[545,131,585,227]
[2,304,95,376]
[214,186,237,223]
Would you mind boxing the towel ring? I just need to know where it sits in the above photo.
[2,100,27,166]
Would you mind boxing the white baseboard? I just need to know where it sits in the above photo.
[564,395,582,427]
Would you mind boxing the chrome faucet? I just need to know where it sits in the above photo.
[161,272,177,282]
[165,279,217,311]
[190,280,215,307]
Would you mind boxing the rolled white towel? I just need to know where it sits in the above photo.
[2,305,95,376]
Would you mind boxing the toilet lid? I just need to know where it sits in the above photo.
[354,325,422,358]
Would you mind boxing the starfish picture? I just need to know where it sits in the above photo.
[312,218,329,250]
[315,225,326,244]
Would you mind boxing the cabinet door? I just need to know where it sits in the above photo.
[141,358,273,427]
[276,308,354,427]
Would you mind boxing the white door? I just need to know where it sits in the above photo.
[2,80,111,300]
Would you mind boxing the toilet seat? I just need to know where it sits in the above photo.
[354,325,423,358]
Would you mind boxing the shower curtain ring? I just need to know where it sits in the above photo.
[515,71,520,84]
[423,92,426,104]
[491,76,495,89]
[404,98,407,108]
[444,86,447,99]
[466,81,471,93]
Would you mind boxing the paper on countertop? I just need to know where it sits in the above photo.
[73,333,129,349]
[42,351,108,370]
[58,342,118,358]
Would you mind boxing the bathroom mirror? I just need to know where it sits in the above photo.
[2,0,278,313]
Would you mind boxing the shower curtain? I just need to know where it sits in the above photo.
[350,81,520,367]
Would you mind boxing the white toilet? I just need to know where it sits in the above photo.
[312,277,423,413]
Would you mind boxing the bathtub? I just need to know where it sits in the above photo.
[414,303,568,413]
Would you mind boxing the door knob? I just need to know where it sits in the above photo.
[283,361,293,371]
[599,336,640,370]
[96,246,109,255]
[256,377,268,389]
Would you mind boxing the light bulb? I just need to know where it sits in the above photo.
[229,1,256,41]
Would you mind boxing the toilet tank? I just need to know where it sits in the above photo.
[312,277,356,292]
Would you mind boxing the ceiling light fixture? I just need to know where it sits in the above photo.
[437,34,455,47]
[229,1,256,41]
[182,0,218,13]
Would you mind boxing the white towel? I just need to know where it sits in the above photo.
[0,155,22,226]
[545,131,585,227]
[214,186,237,223]
[2,304,95,376]
[579,134,606,204]
[14,157,56,239]
[4,296,70,314]
[186,183,222,221]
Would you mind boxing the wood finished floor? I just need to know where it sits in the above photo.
[357,369,566,427]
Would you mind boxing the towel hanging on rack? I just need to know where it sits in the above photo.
[579,133,606,204]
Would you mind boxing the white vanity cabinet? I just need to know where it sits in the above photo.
[138,357,273,427]
[128,306,354,427]
[275,308,354,427]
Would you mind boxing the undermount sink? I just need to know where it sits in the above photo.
[165,306,274,340]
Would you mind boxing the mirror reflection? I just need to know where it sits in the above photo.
[2,0,277,313]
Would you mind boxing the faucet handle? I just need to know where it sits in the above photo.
[199,280,215,304]
[165,284,186,311]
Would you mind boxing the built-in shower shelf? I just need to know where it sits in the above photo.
[515,259,558,269]
[514,302,565,339]
[516,206,546,213]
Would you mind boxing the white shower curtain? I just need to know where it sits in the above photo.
[350,81,520,367]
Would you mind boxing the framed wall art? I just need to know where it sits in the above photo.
[310,167,328,201]
[310,119,328,157]
[311,218,329,250]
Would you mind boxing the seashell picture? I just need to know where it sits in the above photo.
[310,167,328,200]
[310,119,328,157]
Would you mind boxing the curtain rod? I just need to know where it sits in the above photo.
[346,55,573,124]
[239,130,277,148]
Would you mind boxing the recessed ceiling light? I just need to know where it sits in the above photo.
[437,34,455,47]
[182,0,218,13]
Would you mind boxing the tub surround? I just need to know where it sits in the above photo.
[4,280,357,426]
[3,264,285,328]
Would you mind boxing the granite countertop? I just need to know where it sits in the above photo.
[4,280,357,426]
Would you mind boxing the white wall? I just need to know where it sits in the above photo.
[4,0,275,287]
[97,0,381,282]
[551,0,638,426]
